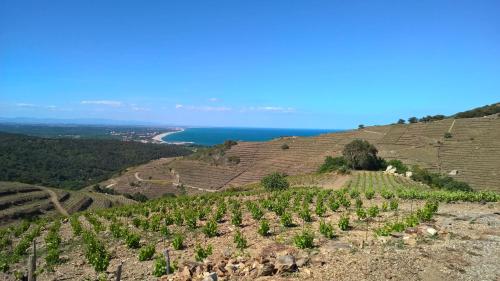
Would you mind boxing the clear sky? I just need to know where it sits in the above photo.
[1,0,499,129]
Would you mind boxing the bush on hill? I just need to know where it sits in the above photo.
[386,160,408,174]
[454,102,500,118]
[411,166,472,192]
[342,140,382,170]
[318,156,347,173]
[419,115,445,122]
[261,172,289,190]
[408,117,418,123]
[188,139,238,165]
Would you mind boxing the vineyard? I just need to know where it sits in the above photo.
[165,116,500,192]
[1,173,498,280]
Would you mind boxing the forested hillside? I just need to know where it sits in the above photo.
[454,102,500,118]
[0,132,191,189]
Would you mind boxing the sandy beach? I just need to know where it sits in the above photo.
[151,128,184,143]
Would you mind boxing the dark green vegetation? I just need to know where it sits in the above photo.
[342,139,383,170]
[385,159,408,174]
[317,156,347,173]
[454,102,500,119]
[0,123,172,140]
[187,140,238,165]
[411,166,472,192]
[0,132,191,189]
[261,172,290,190]
[402,102,499,124]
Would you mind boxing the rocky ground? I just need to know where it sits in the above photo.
[158,202,500,281]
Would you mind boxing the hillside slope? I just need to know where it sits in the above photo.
[0,182,136,226]
[168,115,500,191]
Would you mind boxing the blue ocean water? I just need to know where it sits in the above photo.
[163,127,339,146]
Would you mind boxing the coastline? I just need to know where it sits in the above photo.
[151,128,184,144]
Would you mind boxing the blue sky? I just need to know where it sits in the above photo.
[1,0,499,129]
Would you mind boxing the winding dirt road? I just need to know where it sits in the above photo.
[134,172,216,193]
[40,187,69,216]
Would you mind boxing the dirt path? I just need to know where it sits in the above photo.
[173,182,217,193]
[105,179,117,188]
[322,174,351,189]
[40,187,69,216]
[362,129,385,135]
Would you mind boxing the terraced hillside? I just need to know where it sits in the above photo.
[0,182,136,226]
[167,115,500,191]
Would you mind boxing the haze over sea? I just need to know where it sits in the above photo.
[163,127,339,146]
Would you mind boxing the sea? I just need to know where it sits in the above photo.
[162,127,340,146]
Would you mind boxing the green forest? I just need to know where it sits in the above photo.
[0,132,191,189]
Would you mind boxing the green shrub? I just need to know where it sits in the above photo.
[173,211,184,226]
[160,226,170,238]
[45,221,62,268]
[367,206,380,218]
[381,189,394,199]
[319,220,335,239]
[381,201,388,212]
[194,244,213,261]
[70,215,82,236]
[82,231,110,272]
[281,143,289,150]
[172,233,184,250]
[338,215,350,231]
[411,166,472,191]
[152,255,167,277]
[203,219,218,238]
[227,155,240,164]
[258,219,270,236]
[293,230,314,249]
[355,198,363,209]
[315,201,326,217]
[110,222,124,238]
[231,209,242,227]
[365,189,375,200]
[318,156,347,173]
[356,208,367,220]
[138,244,155,261]
[298,207,312,222]
[340,196,351,208]
[328,199,340,212]
[247,202,264,220]
[261,172,289,190]
[389,199,399,211]
[386,160,408,174]
[126,233,141,249]
[280,212,294,227]
[349,189,360,198]
[214,204,226,222]
[234,230,247,250]
[185,210,197,229]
